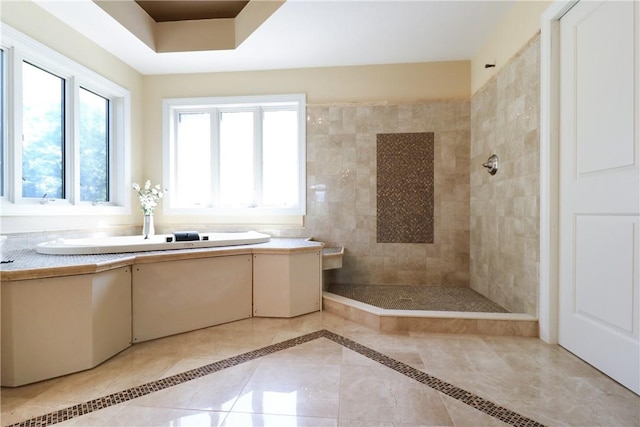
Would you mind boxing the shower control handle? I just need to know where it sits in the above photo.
[482,154,499,175]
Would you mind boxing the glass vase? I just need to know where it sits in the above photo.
[142,214,154,239]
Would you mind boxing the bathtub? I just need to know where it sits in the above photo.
[36,231,271,255]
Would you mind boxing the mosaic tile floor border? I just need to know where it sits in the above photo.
[8,330,544,427]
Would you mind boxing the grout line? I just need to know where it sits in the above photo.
[7,329,544,427]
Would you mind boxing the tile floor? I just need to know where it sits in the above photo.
[2,311,639,427]
[325,284,508,312]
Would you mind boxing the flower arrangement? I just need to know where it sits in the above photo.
[132,180,165,216]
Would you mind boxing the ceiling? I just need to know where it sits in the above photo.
[34,0,514,75]
[134,1,250,22]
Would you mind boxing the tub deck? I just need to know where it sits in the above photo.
[35,231,271,255]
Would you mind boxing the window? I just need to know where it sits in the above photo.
[164,95,306,223]
[0,24,130,215]
[79,87,110,202]
[22,61,65,199]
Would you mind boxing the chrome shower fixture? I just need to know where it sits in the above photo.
[482,154,499,175]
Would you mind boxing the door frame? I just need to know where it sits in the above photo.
[539,0,579,344]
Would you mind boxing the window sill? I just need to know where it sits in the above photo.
[0,202,131,217]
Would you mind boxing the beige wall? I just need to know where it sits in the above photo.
[142,62,470,226]
[0,1,142,89]
[144,61,470,105]
[471,0,551,94]
[470,35,540,316]
[0,1,144,234]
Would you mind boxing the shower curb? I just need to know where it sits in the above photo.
[323,292,539,337]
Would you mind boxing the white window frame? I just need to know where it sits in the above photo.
[163,94,306,225]
[0,24,131,216]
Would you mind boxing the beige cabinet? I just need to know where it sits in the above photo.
[1,267,132,387]
[0,240,324,386]
[253,250,322,317]
[132,254,252,342]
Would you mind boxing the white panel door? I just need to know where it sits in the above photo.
[559,0,640,394]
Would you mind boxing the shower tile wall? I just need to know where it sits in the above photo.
[470,35,540,316]
[305,102,470,287]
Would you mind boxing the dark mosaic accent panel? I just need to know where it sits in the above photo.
[9,330,543,427]
[377,132,434,243]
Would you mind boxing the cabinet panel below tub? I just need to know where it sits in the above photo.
[132,254,252,342]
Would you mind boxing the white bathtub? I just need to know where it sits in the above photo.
[36,231,271,255]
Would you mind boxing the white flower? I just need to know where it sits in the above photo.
[132,180,166,216]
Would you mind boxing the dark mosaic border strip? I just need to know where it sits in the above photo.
[8,329,543,427]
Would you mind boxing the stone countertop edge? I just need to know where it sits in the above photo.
[0,238,325,282]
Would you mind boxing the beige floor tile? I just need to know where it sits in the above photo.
[29,353,178,404]
[231,387,340,419]
[222,411,337,427]
[337,420,395,427]
[2,312,639,427]
[61,405,227,427]
[338,363,454,426]
[1,400,69,427]
[55,405,129,426]
[133,362,259,412]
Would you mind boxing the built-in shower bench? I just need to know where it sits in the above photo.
[0,238,341,387]
[321,246,344,270]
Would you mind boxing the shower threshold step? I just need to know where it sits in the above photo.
[322,291,538,337]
